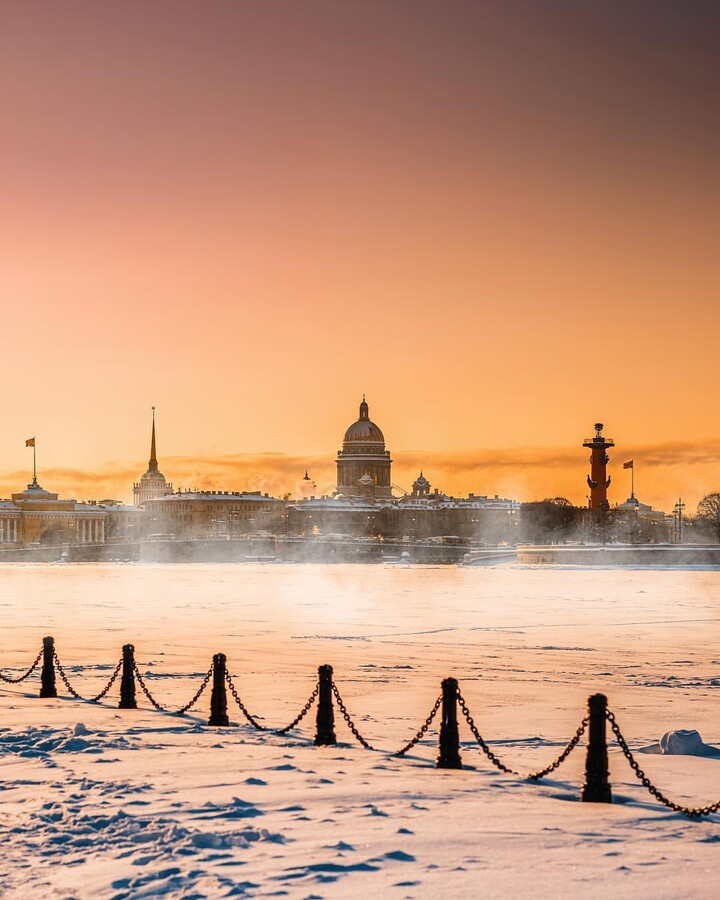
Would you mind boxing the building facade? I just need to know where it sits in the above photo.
[143,491,286,539]
[0,479,107,546]
[336,398,392,499]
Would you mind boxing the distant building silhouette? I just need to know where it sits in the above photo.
[584,423,613,510]
[133,408,172,507]
[336,397,392,499]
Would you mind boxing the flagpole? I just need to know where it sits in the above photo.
[33,442,37,482]
[631,463,634,500]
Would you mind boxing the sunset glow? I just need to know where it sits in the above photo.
[2,1,719,512]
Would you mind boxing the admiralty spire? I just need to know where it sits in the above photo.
[133,407,173,506]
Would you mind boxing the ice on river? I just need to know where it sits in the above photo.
[1,564,720,898]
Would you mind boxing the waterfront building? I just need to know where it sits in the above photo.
[133,408,173,506]
[336,398,392,499]
[288,474,519,543]
[0,478,107,547]
[143,491,286,539]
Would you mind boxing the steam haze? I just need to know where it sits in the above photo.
[2,438,718,512]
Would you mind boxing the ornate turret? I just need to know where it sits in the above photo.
[583,422,614,510]
[133,408,173,507]
[412,471,430,498]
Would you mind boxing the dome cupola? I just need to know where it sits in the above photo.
[343,397,385,444]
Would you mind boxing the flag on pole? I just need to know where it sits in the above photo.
[623,460,633,469]
[25,437,35,447]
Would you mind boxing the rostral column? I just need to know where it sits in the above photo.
[583,423,614,510]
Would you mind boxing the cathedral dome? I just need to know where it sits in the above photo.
[343,398,385,444]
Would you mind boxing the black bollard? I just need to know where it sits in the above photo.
[208,653,230,726]
[39,635,57,698]
[118,644,138,709]
[581,693,612,803]
[314,664,337,746]
[436,677,463,769]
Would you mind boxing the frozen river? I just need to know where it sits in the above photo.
[1,564,720,898]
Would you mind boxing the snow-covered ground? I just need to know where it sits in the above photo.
[1,564,720,898]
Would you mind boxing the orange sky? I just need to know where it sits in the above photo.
[1,1,719,512]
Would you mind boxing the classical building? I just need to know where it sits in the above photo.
[133,408,173,506]
[143,491,286,539]
[336,398,392,499]
[0,478,107,546]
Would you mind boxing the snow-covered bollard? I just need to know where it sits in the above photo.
[314,664,337,746]
[581,693,612,803]
[436,677,462,769]
[208,653,230,726]
[119,643,137,710]
[39,635,57,699]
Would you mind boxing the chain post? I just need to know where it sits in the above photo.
[118,644,138,709]
[437,677,463,769]
[208,653,230,726]
[39,636,57,698]
[581,693,612,803]
[314,664,336,746]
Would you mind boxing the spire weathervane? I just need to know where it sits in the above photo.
[149,407,158,472]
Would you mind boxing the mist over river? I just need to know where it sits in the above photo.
[2,564,719,741]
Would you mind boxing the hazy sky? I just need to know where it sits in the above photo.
[2,1,719,509]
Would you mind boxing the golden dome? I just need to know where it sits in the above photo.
[343,399,385,444]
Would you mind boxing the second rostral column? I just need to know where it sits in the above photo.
[584,423,614,510]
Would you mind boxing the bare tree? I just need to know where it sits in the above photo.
[697,493,720,542]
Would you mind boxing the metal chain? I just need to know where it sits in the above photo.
[394,694,442,756]
[274,683,319,735]
[457,690,518,774]
[176,666,213,715]
[607,709,720,818]
[0,648,43,684]
[331,682,375,750]
[458,690,587,779]
[89,659,122,702]
[53,651,85,699]
[132,662,213,715]
[525,717,589,781]
[132,661,168,711]
[225,672,268,730]
[52,652,122,703]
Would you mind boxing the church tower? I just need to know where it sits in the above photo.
[336,397,392,499]
[133,408,173,506]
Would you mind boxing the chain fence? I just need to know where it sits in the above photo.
[133,662,213,715]
[274,683,319,735]
[3,639,720,819]
[331,682,375,750]
[394,694,442,756]
[0,649,43,684]
[53,652,123,703]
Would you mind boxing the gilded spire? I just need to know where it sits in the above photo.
[149,406,158,473]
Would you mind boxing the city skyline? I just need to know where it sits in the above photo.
[2,1,719,512]
[0,401,714,513]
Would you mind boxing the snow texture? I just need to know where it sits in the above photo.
[1,564,720,898]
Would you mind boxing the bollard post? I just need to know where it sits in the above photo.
[581,693,612,803]
[118,644,138,709]
[208,653,230,726]
[39,635,57,698]
[314,664,337,746]
[436,677,463,769]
